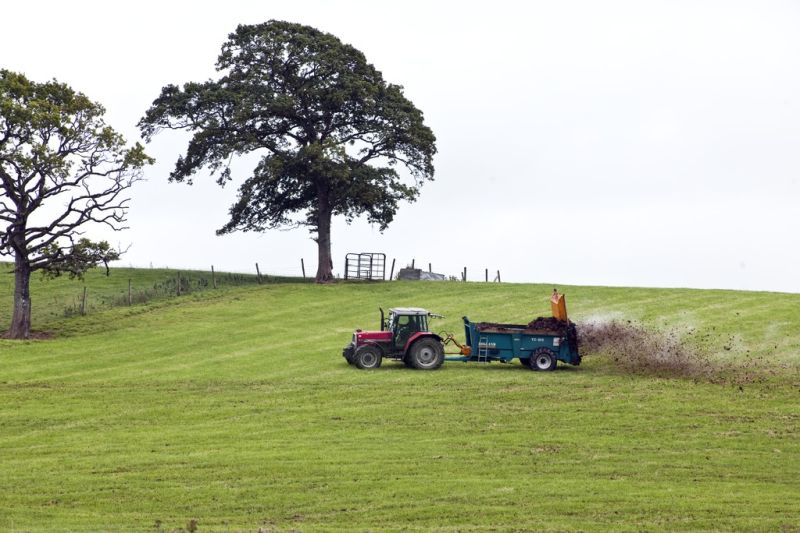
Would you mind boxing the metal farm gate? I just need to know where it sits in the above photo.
[344,253,386,281]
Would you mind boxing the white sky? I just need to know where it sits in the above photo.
[3,0,800,292]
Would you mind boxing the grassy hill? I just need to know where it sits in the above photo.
[0,268,798,531]
[0,262,306,334]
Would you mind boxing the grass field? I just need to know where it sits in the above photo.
[1,267,799,531]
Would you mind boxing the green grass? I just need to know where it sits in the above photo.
[0,262,308,334]
[0,271,799,531]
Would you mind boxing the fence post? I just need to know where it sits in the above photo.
[463,267,467,282]
[81,287,87,315]
[428,262,432,273]
[211,265,217,289]
[255,263,262,284]
[497,270,501,283]
[301,258,306,278]
[485,268,488,282]
[389,258,396,280]
[411,258,415,269]
[128,279,132,305]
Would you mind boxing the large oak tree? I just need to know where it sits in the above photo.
[139,20,436,282]
[0,70,151,339]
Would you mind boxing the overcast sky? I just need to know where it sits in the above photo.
[3,0,800,292]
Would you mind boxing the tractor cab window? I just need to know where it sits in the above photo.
[393,313,428,347]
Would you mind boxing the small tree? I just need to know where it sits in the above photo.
[139,20,436,282]
[0,70,152,339]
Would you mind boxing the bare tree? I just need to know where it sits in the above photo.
[0,70,152,338]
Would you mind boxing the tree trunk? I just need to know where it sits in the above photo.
[8,253,32,339]
[315,192,334,283]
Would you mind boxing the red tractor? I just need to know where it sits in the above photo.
[342,307,446,370]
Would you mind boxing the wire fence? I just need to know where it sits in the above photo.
[61,271,267,318]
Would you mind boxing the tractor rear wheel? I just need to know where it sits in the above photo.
[408,338,444,370]
[355,345,382,370]
[531,348,557,371]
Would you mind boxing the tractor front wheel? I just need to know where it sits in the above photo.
[408,338,444,370]
[355,345,382,370]
[531,348,557,371]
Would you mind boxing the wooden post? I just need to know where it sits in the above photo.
[389,258,396,280]
[128,279,132,305]
[80,287,87,315]
[176,273,181,296]
[463,267,467,282]
[301,258,306,278]
[255,263,262,284]
[497,270,501,283]
[428,262,432,272]
[211,265,217,289]
[411,258,415,269]
[485,268,488,282]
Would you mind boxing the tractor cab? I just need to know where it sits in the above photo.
[386,308,430,349]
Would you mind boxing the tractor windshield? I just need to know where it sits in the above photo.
[393,313,429,348]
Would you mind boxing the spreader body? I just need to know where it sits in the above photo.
[446,316,581,369]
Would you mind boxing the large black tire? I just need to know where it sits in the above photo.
[408,338,444,370]
[355,345,382,370]
[531,348,557,371]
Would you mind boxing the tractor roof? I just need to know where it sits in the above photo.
[389,307,430,316]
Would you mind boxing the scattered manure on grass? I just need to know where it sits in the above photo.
[577,319,787,385]
[577,319,719,381]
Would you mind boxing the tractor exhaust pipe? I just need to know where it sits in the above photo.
[379,307,385,331]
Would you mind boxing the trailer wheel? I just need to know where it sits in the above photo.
[531,349,557,371]
[355,345,382,370]
[408,338,444,370]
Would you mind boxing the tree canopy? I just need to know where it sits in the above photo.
[0,69,151,338]
[139,20,436,281]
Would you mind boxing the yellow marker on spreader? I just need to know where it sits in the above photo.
[551,289,568,322]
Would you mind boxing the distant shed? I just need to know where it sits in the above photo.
[397,268,447,281]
